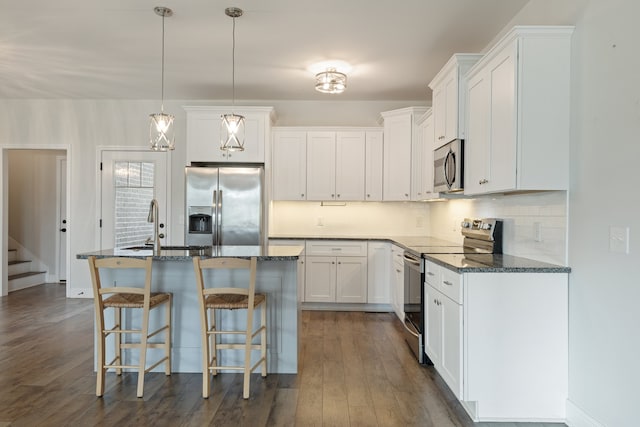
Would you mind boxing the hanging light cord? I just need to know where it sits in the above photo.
[160,12,166,113]
[231,15,236,114]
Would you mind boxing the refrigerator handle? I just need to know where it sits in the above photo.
[212,190,218,247]
[218,190,223,246]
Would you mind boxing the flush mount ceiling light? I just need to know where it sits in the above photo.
[315,68,347,94]
[220,6,245,152]
[149,6,175,151]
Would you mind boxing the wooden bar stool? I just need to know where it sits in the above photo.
[192,256,267,399]
[88,256,172,398]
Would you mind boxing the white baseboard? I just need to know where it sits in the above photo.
[566,399,605,427]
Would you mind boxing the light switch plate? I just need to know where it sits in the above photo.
[609,226,630,254]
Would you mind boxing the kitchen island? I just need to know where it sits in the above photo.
[77,245,304,374]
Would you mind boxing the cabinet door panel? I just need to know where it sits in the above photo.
[383,115,412,201]
[272,131,307,200]
[336,132,365,201]
[440,294,463,399]
[367,242,390,304]
[465,73,491,195]
[487,46,517,193]
[365,131,384,201]
[306,132,336,200]
[444,74,458,142]
[304,256,336,302]
[424,284,441,367]
[336,257,367,303]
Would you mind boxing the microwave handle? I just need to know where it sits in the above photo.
[443,149,454,189]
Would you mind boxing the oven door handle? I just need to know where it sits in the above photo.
[402,318,420,338]
[403,254,421,266]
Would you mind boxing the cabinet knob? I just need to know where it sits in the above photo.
[404,193,409,197]
[331,194,335,198]
[301,194,305,198]
[332,261,336,265]
[479,179,488,185]
[367,194,370,198]
[337,194,340,198]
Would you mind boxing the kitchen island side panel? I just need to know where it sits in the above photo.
[95,259,299,374]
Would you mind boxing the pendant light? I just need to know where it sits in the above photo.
[149,6,175,151]
[220,7,245,152]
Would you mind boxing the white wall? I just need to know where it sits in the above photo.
[270,201,430,237]
[8,149,65,276]
[488,1,639,426]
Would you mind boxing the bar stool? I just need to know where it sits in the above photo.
[192,256,267,399]
[88,256,172,398]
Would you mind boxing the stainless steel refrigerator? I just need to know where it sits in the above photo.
[185,165,264,247]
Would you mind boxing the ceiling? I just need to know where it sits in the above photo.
[0,0,530,101]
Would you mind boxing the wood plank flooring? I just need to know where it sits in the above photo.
[0,284,566,427]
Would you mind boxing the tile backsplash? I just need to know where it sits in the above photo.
[270,191,567,266]
[270,201,430,237]
[428,191,568,265]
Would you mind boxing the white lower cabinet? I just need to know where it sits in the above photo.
[390,244,404,321]
[304,241,367,303]
[424,261,463,399]
[367,241,390,304]
[424,259,569,422]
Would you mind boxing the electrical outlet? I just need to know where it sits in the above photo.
[533,222,542,242]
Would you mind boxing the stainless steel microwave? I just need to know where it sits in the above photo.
[434,139,464,193]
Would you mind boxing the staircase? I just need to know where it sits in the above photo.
[8,249,46,292]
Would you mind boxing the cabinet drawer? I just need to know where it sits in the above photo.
[391,244,404,267]
[305,240,367,257]
[440,266,463,304]
[424,260,439,286]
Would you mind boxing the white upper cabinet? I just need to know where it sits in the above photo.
[272,127,377,202]
[428,54,483,146]
[464,26,574,195]
[306,132,337,200]
[184,106,274,164]
[272,130,307,201]
[306,131,366,201]
[381,107,429,201]
[335,132,366,201]
[414,109,439,200]
[364,131,384,201]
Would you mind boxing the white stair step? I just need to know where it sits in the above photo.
[9,271,46,292]
[8,260,31,276]
[8,249,17,263]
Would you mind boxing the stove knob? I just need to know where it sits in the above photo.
[461,221,471,228]
[480,223,492,230]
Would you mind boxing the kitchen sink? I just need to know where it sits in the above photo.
[123,245,212,251]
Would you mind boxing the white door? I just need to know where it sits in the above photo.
[100,150,169,249]
[57,157,67,281]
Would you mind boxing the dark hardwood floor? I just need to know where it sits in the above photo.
[0,284,566,427]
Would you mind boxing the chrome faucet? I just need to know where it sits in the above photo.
[147,198,162,253]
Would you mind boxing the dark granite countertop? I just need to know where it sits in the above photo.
[269,234,570,273]
[425,253,571,273]
[77,245,304,261]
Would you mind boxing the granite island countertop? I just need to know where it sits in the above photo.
[77,245,304,261]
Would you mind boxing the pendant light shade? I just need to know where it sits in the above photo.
[220,7,245,152]
[149,6,175,151]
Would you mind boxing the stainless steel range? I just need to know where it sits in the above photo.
[402,218,503,364]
